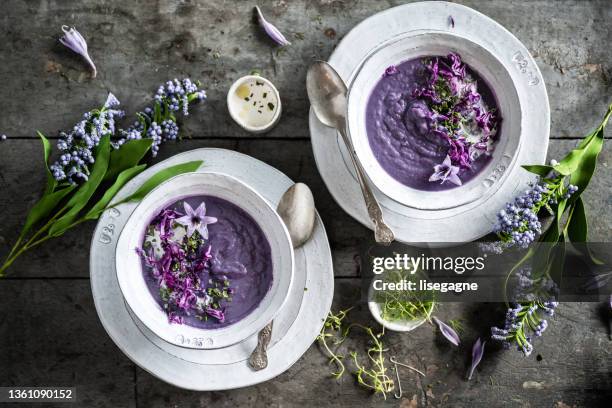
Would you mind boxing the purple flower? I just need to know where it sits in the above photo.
[429,155,462,186]
[255,6,291,46]
[433,316,460,346]
[104,93,120,109]
[175,201,218,239]
[206,307,225,322]
[383,65,398,77]
[467,338,485,380]
[448,52,466,79]
[59,26,97,78]
[168,312,183,324]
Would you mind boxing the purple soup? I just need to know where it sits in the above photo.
[138,195,273,329]
[365,54,502,191]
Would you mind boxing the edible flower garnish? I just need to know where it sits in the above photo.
[429,155,462,186]
[255,6,291,46]
[59,26,97,78]
[413,53,500,185]
[175,202,218,239]
[383,65,398,77]
[433,316,460,346]
[138,201,229,325]
[467,337,485,380]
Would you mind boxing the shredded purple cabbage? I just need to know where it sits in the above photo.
[411,53,500,185]
[136,200,230,325]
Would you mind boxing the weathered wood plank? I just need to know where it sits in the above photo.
[0,280,136,408]
[0,0,610,139]
[0,138,610,278]
[135,278,611,407]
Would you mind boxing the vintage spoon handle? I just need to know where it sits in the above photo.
[248,321,273,371]
[337,121,394,244]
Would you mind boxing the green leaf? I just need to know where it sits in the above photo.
[37,131,56,194]
[567,133,604,203]
[48,136,112,236]
[116,160,203,204]
[104,139,152,181]
[17,185,76,241]
[154,102,162,123]
[556,103,612,181]
[566,197,604,265]
[85,164,147,220]
[522,164,553,177]
[567,197,588,242]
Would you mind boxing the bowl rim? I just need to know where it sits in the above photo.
[115,171,294,349]
[346,30,523,210]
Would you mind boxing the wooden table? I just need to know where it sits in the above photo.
[0,1,610,406]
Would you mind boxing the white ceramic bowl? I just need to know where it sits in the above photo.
[116,172,294,349]
[347,31,522,210]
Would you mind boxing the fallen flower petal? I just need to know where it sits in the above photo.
[433,316,460,346]
[467,337,485,380]
[255,6,291,46]
[59,26,97,78]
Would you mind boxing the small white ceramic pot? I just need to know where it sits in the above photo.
[227,75,282,133]
[115,172,294,349]
[367,279,434,332]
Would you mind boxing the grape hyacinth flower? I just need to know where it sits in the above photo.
[50,79,206,184]
[491,180,578,250]
[59,26,97,78]
[491,266,559,356]
[255,6,291,46]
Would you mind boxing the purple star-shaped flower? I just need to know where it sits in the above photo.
[174,202,217,239]
[429,155,462,186]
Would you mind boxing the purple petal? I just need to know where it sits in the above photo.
[442,154,452,168]
[383,65,398,77]
[429,170,444,182]
[104,93,120,109]
[433,317,460,346]
[467,338,486,380]
[447,172,463,186]
[183,201,195,217]
[255,6,291,46]
[59,26,97,78]
[193,201,207,219]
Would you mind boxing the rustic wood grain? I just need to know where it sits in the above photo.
[0,0,610,139]
[1,139,610,279]
[1,1,611,407]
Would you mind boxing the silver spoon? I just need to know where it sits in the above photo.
[249,183,317,371]
[306,61,394,244]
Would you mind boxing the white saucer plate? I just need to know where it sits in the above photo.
[310,1,549,244]
[90,148,334,390]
